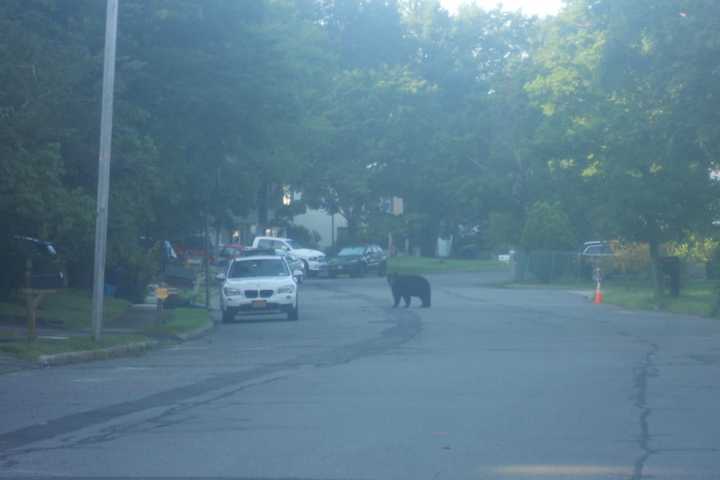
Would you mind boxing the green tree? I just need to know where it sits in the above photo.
[527,0,720,297]
[520,201,576,251]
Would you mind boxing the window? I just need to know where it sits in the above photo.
[584,245,611,255]
[272,240,288,250]
[228,259,289,278]
[338,247,365,256]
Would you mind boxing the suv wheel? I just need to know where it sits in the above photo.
[287,298,299,321]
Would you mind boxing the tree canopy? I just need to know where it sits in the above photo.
[2,0,719,296]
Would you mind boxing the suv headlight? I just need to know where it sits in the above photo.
[223,287,243,296]
[277,285,295,294]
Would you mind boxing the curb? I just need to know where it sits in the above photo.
[37,340,159,367]
[175,320,215,342]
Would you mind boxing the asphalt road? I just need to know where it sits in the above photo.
[1,270,720,479]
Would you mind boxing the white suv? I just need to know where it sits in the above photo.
[252,236,326,276]
[218,256,300,322]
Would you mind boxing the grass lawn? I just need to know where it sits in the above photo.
[190,282,216,306]
[142,307,211,337]
[0,301,25,319]
[0,334,148,361]
[501,279,596,290]
[0,289,131,330]
[603,280,716,317]
[387,256,510,275]
[505,277,718,318]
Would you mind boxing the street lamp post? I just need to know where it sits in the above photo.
[90,0,119,341]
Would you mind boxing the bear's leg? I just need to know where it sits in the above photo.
[392,293,400,308]
[421,288,431,307]
[403,295,411,307]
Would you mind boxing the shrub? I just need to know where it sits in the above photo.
[286,224,320,248]
[707,246,720,280]
[520,201,576,251]
[614,242,651,277]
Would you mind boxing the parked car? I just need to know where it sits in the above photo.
[327,244,387,278]
[579,241,616,278]
[174,234,215,265]
[217,255,301,323]
[215,243,245,269]
[0,236,66,295]
[251,236,325,276]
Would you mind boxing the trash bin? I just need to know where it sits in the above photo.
[659,256,681,297]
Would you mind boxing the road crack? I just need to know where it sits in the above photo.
[631,341,659,480]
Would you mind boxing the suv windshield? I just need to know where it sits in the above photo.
[228,259,288,278]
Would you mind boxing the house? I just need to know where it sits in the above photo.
[292,208,347,249]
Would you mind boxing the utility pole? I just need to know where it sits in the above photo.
[90,0,119,341]
[204,213,210,309]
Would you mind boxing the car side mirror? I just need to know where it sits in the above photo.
[215,273,226,282]
[293,270,303,279]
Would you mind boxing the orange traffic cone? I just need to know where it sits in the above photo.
[593,285,603,304]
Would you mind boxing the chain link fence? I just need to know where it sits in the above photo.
[512,251,583,283]
[512,249,708,290]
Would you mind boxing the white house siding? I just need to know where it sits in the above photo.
[293,208,347,249]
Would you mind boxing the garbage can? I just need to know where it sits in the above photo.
[659,256,681,297]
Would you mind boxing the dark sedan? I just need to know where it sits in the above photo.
[327,245,387,278]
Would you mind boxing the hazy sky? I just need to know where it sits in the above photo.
[439,0,564,17]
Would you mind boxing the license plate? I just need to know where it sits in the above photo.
[252,300,266,309]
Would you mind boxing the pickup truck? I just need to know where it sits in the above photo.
[251,236,326,276]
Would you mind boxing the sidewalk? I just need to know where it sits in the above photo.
[0,273,217,372]
[0,304,214,373]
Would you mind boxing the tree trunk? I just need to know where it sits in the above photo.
[712,284,720,317]
[256,181,269,236]
[649,239,664,302]
[420,221,439,257]
[345,212,358,243]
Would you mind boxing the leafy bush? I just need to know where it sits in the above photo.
[286,224,320,248]
[614,242,651,276]
[707,246,720,280]
[106,243,160,303]
[521,201,576,252]
[667,237,719,264]
[487,212,522,251]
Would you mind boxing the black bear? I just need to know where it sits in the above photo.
[387,273,431,308]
